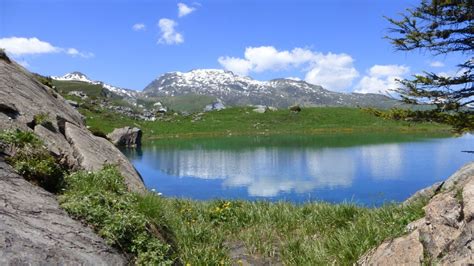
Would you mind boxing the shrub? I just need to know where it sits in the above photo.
[0,129,42,149]
[363,107,474,132]
[59,166,174,265]
[0,129,64,192]
[289,105,302,113]
[33,113,55,131]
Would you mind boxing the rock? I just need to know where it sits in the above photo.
[65,122,145,192]
[253,105,266,113]
[462,178,474,221]
[360,162,474,265]
[204,101,225,112]
[66,99,79,108]
[0,58,84,132]
[67,90,88,99]
[403,181,443,205]
[358,230,424,265]
[0,54,145,192]
[0,156,126,265]
[107,126,142,147]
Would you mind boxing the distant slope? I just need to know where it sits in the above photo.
[52,72,139,98]
[143,69,402,109]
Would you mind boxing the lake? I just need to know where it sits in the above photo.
[123,132,473,206]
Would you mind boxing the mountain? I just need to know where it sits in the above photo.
[143,69,401,108]
[52,72,139,98]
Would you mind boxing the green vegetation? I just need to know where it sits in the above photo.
[52,80,111,99]
[59,166,174,265]
[364,107,474,133]
[0,129,64,192]
[81,107,451,140]
[386,0,473,112]
[33,112,56,131]
[58,164,428,265]
[137,94,216,113]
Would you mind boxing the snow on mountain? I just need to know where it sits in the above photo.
[143,69,400,108]
[51,71,92,83]
[51,72,138,98]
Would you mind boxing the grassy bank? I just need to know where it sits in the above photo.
[61,166,427,265]
[81,106,451,140]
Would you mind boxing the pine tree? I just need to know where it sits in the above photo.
[386,0,473,111]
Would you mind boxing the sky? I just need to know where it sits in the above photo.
[0,0,465,92]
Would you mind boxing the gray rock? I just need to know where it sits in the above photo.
[0,53,146,262]
[0,156,126,265]
[253,105,266,113]
[358,230,424,265]
[65,122,145,192]
[0,54,145,192]
[107,126,142,147]
[66,99,79,108]
[359,162,474,265]
[204,101,225,112]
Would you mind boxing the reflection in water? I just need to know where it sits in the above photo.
[141,147,355,197]
[127,134,473,205]
[360,144,402,180]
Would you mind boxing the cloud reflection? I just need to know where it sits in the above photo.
[142,147,355,197]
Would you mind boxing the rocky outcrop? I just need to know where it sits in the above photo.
[0,156,126,265]
[0,51,144,192]
[359,162,474,265]
[65,122,144,192]
[107,126,142,147]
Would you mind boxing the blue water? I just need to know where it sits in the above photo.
[123,134,473,206]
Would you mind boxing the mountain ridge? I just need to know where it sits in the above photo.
[143,69,401,108]
[52,69,402,109]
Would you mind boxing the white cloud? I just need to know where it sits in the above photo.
[368,64,409,77]
[354,64,409,94]
[429,61,444,68]
[66,48,79,55]
[0,37,60,55]
[304,53,359,91]
[178,3,196,17]
[66,47,94,58]
[158,18,183,45]
[0,37,93,58]
[217,56,253,76]
[218,46,359,91]
[132,23,146,31]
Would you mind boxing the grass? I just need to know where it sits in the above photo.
[81,106,451,140]
[52,80,108,98]
[58,165,428,265]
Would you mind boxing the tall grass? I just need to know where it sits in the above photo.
[58,165,427,264]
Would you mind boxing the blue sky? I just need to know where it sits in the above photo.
[0,0,463,92]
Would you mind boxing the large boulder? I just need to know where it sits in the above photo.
[65,122,145,192]
[0,156,126,265]
[359,162,474,265]
[0,52,145,192]
[107,126,142,147]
